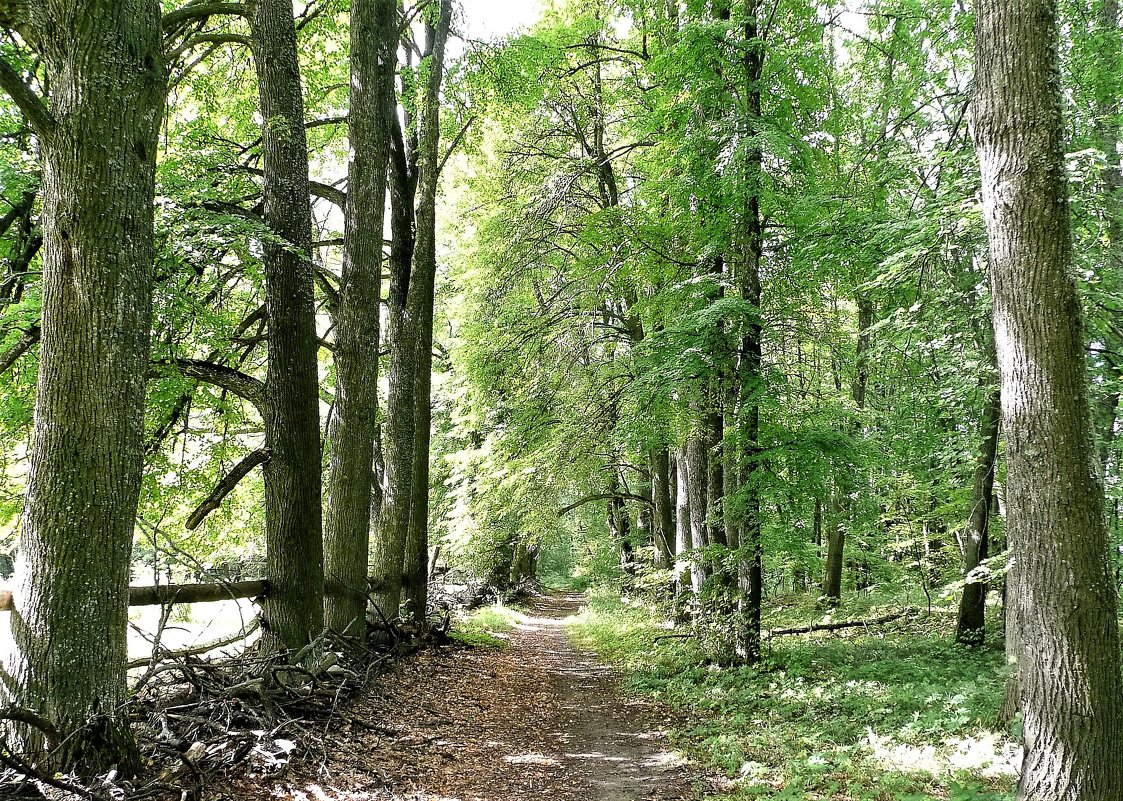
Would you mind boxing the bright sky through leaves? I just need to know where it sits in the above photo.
[460,0,544,40]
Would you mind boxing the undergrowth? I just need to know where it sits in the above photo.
[450,602,522,649]
[567,587,1018,801]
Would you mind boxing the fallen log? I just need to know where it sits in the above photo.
[766,607,917,638]
[0,580,268,612]
[128,580,268,607]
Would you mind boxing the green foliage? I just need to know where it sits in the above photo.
[450,603,523,649]
[568,590,1016,800]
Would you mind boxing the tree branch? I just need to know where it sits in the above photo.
[162,1,247,34]
[557,492,655,517]
[126,618,260,668]
[185,448,269,530]
[0,323,38,376]
[152,358,266,411]
[0,55,54,138]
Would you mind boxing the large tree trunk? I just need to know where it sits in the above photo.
[955,385,1001,644]
[0,0,163,772]
[249,0,325,652]
[323,0,397,638]
[973,1,1123,797]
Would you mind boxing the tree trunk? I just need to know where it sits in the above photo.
[822,297,872,604]
[371,153,417,618]
[0,0,163,773]
[248,0,325,652]
[376,0,452,622]
[674,443,695,602]
[685,429,710,593]
[323,0,397,638]
[400,2,452,620]
[732,0,764,665]
[955,385,1001,645]
[651,448,675,569]
[973,1,1123,797]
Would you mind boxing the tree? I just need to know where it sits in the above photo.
[973,0,1123,797]
[371,0,453,622]
[323,0,397,638]
[247,0,325,652]
[0,0,164,772]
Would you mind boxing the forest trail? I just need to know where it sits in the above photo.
[225,592,697,801]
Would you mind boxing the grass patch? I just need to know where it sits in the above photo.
[567,587,1017,801]
[449,602,523,649]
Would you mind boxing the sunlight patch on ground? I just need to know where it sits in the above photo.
[275,784,462,800]
[865,728,1022,779]
[503,752,562,766]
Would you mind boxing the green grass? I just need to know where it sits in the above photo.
[449,602,523,649]
[567,587,1018,801]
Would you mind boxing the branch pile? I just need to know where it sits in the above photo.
[0,617,416,800]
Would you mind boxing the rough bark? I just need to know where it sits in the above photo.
[955,385,1000,644]
[248,0,324,653]
[0,0,163,773]
[323,0,397,638]
[973,1,1123,797]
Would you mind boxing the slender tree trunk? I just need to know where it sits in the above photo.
[652,448,675,569]
[1094,0,1122,480]
[822,298,872,603]
[732,0,764,664]
[401,0,452,622]
[371,136,417,617]
[323,0,397,638]
[973,1,1123,797]
[955,385,1001,644]
[674,444,694,602]
[248,0,325,652]
[685,429,710,594]
[0,0,163,773]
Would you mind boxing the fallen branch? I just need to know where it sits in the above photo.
[127,618,261,669]
[653,633,695,643]
[767,608,917,639]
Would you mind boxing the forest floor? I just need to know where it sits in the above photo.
[209,591,699,801]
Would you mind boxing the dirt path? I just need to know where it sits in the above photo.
[230,592,698,800]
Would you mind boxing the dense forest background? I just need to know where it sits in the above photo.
[0,0,1118,798]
